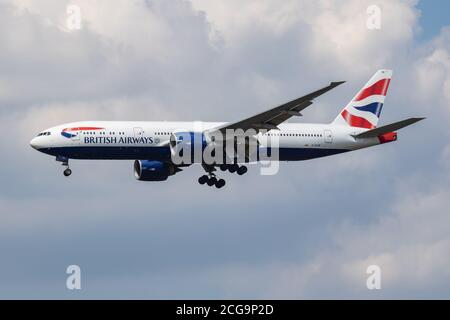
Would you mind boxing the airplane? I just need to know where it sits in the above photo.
[30,70,424,188]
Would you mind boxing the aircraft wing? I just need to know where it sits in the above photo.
[207,81,345,135]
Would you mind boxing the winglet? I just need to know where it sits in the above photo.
[331,81,346,87]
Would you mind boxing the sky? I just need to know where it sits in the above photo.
[417,0,450,40]
[0,0,449,299]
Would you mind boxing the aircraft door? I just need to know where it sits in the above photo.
[324,129,333,143]
[134,127,143,137]
[133,127,144,157]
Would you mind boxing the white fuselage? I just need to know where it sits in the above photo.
[30,121,383,162]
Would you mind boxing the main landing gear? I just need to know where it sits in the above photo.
[56,156,72,177]
[219,164,248,175]
[198,164,248,189]
[198,174,226,189]
[199,164,226,189]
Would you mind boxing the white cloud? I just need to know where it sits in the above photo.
[191,0,419,75]
[413,28,450,121]
[206,182,450,299]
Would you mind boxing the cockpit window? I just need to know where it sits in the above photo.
[37,132,51,137]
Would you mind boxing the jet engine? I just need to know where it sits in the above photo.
[133,160,180,181]
[169,131,207,164]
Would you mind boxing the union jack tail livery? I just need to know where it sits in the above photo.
[332,69,392,129]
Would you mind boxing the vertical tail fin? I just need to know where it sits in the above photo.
[332,70,392,129]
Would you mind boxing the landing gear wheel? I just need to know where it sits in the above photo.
[63,168,72,177]
[219,164,228,171]
[198,175,208,185]
[215,179,226,189]
[229,164,238,173]
[237,166,248,175]
[207,177,217,186]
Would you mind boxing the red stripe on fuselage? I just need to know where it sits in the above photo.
[354,78,391,102]
[341,109,375,129]
[62,127,104,132]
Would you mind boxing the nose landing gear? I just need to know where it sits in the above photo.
[63,168,72,177]
[56,156,72,177]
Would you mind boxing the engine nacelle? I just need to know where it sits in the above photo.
[169,130,259,164]
[133,160,179,181]
[169,131,207,164]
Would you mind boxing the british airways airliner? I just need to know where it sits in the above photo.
[30,70,424,188]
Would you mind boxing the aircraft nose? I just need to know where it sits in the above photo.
[30,137,40,150]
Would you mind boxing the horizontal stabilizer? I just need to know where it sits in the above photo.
[354,117,425,139]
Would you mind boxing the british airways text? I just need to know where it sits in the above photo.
[83,136,154,144]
